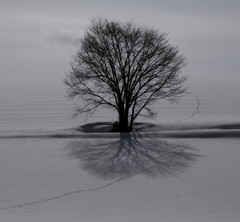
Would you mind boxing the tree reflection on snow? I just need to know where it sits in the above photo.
[64,133,201,180]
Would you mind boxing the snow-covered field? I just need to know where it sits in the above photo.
[0,80,240,221]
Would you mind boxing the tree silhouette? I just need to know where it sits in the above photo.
[65,18,187,131]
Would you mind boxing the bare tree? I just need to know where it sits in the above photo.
[65,18,187,132]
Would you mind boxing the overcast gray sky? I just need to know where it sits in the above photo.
[1,0,240,86]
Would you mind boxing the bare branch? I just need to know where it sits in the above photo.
[65,18,187,131]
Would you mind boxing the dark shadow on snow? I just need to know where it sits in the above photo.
[75,122,113,133]
[64,133,201,180]
[75,121,157,133]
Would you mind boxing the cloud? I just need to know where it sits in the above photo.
[48,28,83,46]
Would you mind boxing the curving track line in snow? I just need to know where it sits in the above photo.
[0,166,155,211]
[182,94,200,120]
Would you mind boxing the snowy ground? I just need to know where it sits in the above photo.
[0,80,240,221]
[0,122,240,222]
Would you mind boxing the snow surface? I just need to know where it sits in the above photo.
[0,80,240,221]
[0,122,240,222]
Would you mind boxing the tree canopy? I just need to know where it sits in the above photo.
[65,18,187,131]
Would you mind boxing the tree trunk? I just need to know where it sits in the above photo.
[114,102,132,132]
[118,112,130,132]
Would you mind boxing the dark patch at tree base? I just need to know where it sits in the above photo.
[110,121,133,132]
